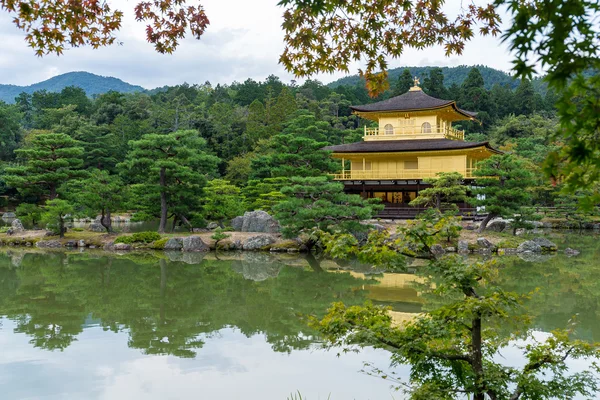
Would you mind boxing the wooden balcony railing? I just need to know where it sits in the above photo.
[332,168,478,180]
[364,125,465,141]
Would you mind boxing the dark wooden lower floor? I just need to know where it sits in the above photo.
[342,180,484,220]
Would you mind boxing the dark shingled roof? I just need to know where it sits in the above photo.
[350,89,477,118]
[323,139,501,154]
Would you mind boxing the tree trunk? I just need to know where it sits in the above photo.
[171,215,178,233]
[100,208,112,233]
[477,212,496,233]
[158,167,168,234]
[218,219,224,229]
[59,217,65,238]
[179,214,193,232]
[472,314,485,400]
[49,184,57,200]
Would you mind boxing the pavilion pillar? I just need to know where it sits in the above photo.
[341,158,345,178]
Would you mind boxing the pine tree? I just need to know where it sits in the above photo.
[422,67,448,99]
[473,154,535,232]
[121,130,220,233]
[393,68,413,95]
[514,79,536,115]
[4,132,84,200]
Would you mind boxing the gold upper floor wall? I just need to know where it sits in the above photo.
[359,109,467,141]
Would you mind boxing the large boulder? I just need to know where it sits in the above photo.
[517,240,542,253]
[2,212,16,219]
[231,216,244,231]
[114,243,131,251]
[486,219,509,232]
[477,237,495,249]
[11,219,25,232]
[532,237,558,252]
[242,235,277,251]
[232,211,281,233]
[182,236,209,252]
[207,222,219,230]
[164,238,183,251]
[36,240,62,248]
[88,222,106,232]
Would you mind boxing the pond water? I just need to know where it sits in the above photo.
[0,231,599,399]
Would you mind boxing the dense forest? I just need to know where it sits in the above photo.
[0,66,563,232]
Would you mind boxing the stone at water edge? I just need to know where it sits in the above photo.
[11,219,25,232]
[242,235,277,251]
[207,222,219,230]
[114,243,131,251]
[457,240,469,254]
[182,236,209,252]
[517,240,542,253]
[78,240,85,248]
[164,238,183,251]
[36,240,62,248]
[565,248,580,256]
[476,237,495,249]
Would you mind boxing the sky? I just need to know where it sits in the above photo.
[0,0,514,89]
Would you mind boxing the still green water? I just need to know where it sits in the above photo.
[0,232,599,399]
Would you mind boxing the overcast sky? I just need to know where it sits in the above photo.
[0,0,514,89]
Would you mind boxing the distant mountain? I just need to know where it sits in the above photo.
[0,71,145,103]
[327,65,519,90]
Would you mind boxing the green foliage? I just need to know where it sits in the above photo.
[60,169,123,232]
[15,203,42,226]
[202,179,245,227]
[41,199,74,238]
[114,231,162,244]
[273,176,383,241]
[243,177,290,212]
[473,154,536,231]
[121,130,220,233]
[316,211,600,399]
[150,237,169,249]
[211,228,231,247]
[4,132,84,199]
[409,172,469,210]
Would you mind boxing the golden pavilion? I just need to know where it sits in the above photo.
[324,78,501,217]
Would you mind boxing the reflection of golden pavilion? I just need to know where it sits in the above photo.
[324,78,500,218]
[344,271,424,325]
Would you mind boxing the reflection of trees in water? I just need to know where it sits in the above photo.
[0,250,371,357]
[496,234,600,341]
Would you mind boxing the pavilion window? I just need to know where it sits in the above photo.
[384,124,394,135]
[421,122,432,133]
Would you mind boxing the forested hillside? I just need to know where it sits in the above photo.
[328,65,520,90]
[0,66,565,231]
[0,72,144,103]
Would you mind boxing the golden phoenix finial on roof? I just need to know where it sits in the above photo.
[413,76,420,86]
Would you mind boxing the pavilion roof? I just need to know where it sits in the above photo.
[323,139,500,154]
[350,89,477,119]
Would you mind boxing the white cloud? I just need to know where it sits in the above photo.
[0,0,514,88]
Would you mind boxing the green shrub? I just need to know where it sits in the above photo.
[150,237,169,250]
[114,231,162,245]
[114,235,135,244]
[0,226,9,233]
[71,227,85,232]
